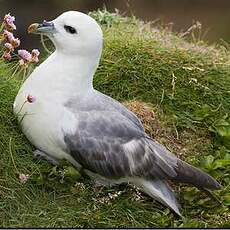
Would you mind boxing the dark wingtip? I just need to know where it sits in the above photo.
[174,160,223,190]
[211,181,223,190]
[198,171,222,190]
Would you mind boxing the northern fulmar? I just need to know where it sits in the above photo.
[13,11,221,216]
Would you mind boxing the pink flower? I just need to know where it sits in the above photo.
[18,49,32,62]
[31,49,40,57]
[4,13,15,25]
[19,173,30,184]
[11,38,20,48]
[2,52,12,61]
[4,42,14,52]
[27,94,36,103]
[31,49,40,63]
[3,30,14,43]
[4,13,16,31]
[1,14,39,67]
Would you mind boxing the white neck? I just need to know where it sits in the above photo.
[36,49,101,95]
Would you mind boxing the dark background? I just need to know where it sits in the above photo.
[1,0,230,50]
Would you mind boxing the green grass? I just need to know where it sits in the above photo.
[0,9,230,227]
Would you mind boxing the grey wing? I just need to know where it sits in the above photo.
[64,110,177,179]
[66,90,145,131]
[96,91,145,131]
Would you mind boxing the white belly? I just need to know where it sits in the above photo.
[13,79,78,165]
[12,52,89,168]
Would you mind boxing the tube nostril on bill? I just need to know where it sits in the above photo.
[41,20,53,27]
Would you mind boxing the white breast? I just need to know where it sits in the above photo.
[13,63,78,164]
[13,50,96,167]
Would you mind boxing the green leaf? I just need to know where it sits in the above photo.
[223,194,230,206]
[213,159,230,169]
[214,119,230,127]
[201,155,215,170]
[193,104,213,121]
[224,153,230,160]
[64,166,81,181]
[215,126,230,138]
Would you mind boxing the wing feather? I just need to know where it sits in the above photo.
[64,91,221,190]
[64,110,177,179]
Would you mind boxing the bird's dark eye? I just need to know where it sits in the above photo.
[64,25,77,34]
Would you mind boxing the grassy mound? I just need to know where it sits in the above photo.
[0,10,230,227]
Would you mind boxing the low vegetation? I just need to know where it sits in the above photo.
[0,9,229,228]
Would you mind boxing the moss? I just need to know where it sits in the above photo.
[0,10,229,228]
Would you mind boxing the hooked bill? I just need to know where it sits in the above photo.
[28,23,39,34]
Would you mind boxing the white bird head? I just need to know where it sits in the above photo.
[28,11,103,57]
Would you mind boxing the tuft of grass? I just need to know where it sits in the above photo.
[89,8,123,27]
[0,10,230,227]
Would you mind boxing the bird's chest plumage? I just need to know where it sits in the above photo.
[13,73,78,161]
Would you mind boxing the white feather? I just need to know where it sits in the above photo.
[132,178,182,216]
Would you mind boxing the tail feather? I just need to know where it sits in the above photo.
[150,141,222,190]
[133,178,182,217]
[173,160,222,190]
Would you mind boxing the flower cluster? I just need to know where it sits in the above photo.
[2,31,20,61]
[3,13,16,31]
[1,14,20,61]
[0,13,40,68]
[18,49,40,67]
[19,173,30,184]
[26,94,36,103]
